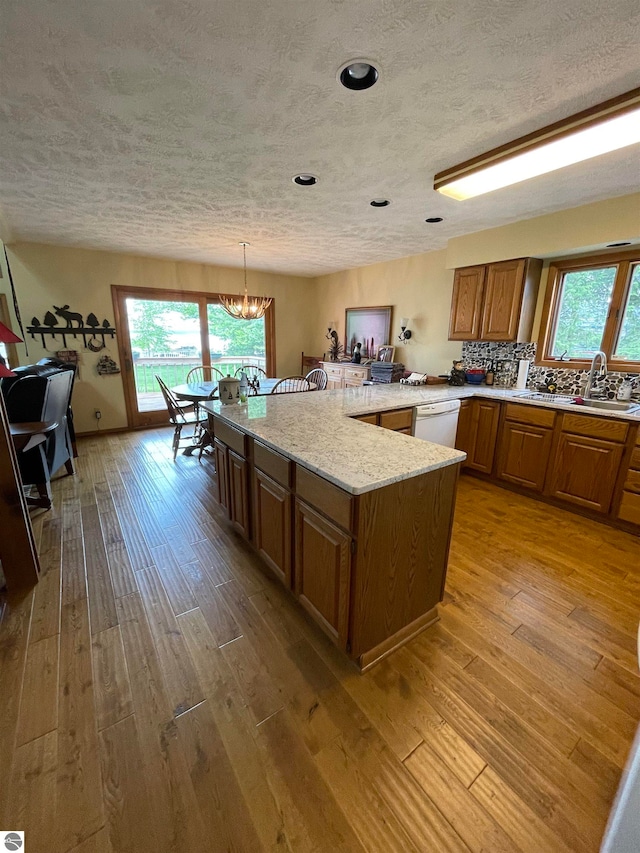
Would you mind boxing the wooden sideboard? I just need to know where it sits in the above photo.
[321,362,371,389]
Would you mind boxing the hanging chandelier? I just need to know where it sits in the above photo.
[219,242,273,320]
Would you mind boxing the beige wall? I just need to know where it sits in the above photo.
[1,243,316,433]
[314,249,462,377]
[446,193,640,269]
[313,193,640,375]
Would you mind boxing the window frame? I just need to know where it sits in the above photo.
[537,249,640,372]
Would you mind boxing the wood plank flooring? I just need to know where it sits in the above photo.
[1,428,639,852]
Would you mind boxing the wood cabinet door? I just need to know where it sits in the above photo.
[548,434,624,513]
[213,438,230,516]
[253,469,292,587]
[468,400,500,474]
[326,377,343,390]
[481,259,526,340]
[496,421,553,491]
[343,377,363,388]
[455,399,473,461]
[294,500,351,650]
[228,449,250,538]
[449,266,485,340]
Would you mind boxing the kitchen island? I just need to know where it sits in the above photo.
[203,388,465,670]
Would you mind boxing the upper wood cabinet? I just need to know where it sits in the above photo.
[449,265,485,340]
[449,257,542,342]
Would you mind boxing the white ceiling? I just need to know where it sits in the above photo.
[1,0,639,277]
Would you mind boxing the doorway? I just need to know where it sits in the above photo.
[112,286,274,428]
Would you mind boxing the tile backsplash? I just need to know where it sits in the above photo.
[461,341,639,400]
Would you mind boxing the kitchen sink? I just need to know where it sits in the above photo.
[516,392,640,413]
[517,392,576,404]
[574,399,640,413]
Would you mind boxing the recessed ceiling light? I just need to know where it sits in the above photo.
[292,174,318,186]
[370,199,390,207]
[606,241,631,247]
[425,217,444,223]
[338,59,379,91]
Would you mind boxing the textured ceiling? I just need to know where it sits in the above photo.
[1,0,639,276]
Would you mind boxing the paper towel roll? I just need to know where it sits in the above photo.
[515,359,530,389]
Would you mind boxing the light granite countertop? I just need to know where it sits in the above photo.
[202,383,640,495]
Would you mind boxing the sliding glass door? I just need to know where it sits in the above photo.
[113,286,273,428]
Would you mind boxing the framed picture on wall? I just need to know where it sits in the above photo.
[376,345,395,362]
[344,306,392,357]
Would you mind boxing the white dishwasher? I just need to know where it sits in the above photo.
[412,399,461,447]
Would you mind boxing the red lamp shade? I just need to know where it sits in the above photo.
[0,362,16,377]
[0,320,23,344]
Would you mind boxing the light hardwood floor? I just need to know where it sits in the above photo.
[1,428,639,852]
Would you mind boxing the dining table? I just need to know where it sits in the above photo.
[171,378,282,403]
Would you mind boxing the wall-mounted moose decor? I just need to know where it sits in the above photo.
[27,305,116,350]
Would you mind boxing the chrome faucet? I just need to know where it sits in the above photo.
[584,351,607,399]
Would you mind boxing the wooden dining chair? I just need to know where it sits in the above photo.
[301,352,323,374]
[304,368,328,390]
[270,376,312,394]
[234,365,267,381]
[186,365,225,383]
[156,375,202,460]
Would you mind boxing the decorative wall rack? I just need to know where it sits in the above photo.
[27,304,116,350]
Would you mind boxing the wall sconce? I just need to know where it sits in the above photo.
[325,320,338,340]
[398,318,412,344]
[434,87,640,200]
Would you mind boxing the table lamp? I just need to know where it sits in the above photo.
[0,320,23,377]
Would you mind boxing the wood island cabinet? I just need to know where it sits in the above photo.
[228,449,251,537]
[294,500,351,649]
[252,441,293,587]
[449,257,542,342]
[213,438,230,514]
[253,468,292,587]
[211,411,460,670]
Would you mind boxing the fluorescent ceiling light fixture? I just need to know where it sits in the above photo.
[434,88,640,200]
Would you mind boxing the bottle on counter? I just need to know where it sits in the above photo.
[485,361,495,386]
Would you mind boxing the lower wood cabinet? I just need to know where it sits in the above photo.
[213,438,230,514]
[496,420,553,492]
[294,499,351,650]
[466,399,500,473]
[228,449,251,537]
[253,468,292,587]
[455,399,473,457]
[547,433,624,514]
